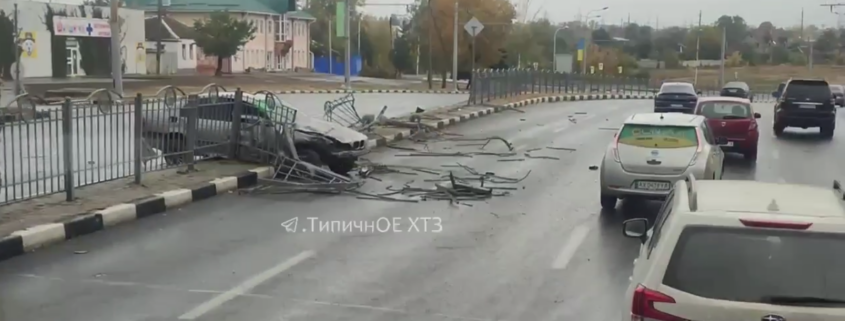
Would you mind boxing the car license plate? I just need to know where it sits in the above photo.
[670,104,683,107]
[634,181,671,191]
[797,104,816,109]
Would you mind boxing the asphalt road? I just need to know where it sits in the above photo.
[1,99,843,321]
[0,93,468,203]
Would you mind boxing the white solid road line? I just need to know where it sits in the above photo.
[178,250,316,320]
[551,224,591,270]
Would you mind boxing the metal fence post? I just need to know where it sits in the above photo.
[183,94,198,172]
[229,88,243,159]
[133,93,143,184]
[61,98,74,201]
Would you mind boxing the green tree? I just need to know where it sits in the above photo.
[391,24,413,76]
[0,10,16,80]
[193,11,256,76]
[815,28,838,62]
[42,5,70,78]
[715,15,748,52]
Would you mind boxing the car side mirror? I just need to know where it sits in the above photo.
[754,112,761,119]
[622,218,649,243]
[716,137,729,145]
[696,91,703,95]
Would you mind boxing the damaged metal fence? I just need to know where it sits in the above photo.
[323,93,387,131]
[0,83,355,205]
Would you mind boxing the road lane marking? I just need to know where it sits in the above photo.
[178,250,316,320]
[551,224,591,270]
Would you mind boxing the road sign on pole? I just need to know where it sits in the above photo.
[464,17,484,37]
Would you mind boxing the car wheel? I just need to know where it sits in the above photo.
[600,194,617,210]
[773,123,785,137]
[821,126,835,139]
[327,157,356,176]
[298,149,325,168]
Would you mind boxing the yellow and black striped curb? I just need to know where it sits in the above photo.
[366,93,654,148]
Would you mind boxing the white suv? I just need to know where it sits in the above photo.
[621,175,845,321]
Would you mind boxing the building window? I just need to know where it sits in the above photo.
[189,44,194,60]
[259,19,264,33]
[181,44,186,60]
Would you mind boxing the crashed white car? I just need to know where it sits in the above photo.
[140,92,369,175]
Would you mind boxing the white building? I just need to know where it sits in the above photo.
[144,16,196,74]
[2,0,147,78]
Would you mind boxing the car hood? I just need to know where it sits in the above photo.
[294,116,367,144]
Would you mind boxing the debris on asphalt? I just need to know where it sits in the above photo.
[525,153,561,160]
[574,112,587,115]
[589,165,599,170]
[599,127,618,131]
[546,147,576,151]
[498,158,525,162]
[442,136,514,151]
[353,162,530,205]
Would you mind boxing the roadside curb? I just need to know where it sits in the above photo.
[276,89,467,94]
[0,166,276,262]
[0,92,652,263]
[366,93,653,148]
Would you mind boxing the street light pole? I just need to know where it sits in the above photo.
[552,27,567,72]
[13,3,21,96]
[579,7,607,74]
[344,0,352,90]
[451,0,458,92]
[111,0,124,95]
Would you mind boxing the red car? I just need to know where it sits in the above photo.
[694,97,761,160]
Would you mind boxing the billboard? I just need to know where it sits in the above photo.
[52,16,111,38]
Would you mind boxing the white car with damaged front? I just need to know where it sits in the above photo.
[599,113,725,209]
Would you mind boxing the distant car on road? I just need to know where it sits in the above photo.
[694,97,761,160]
[772,78,836,138]
[599,113,725,210]
[720,81,753,102]
[654,82,700,113]
[831,84,844,107]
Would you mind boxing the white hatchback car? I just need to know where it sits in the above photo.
[600,113,726,209]
[621,176,845,321]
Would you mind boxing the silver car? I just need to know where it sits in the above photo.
[599,113,726,209]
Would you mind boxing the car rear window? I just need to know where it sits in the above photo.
[663,226,845,304]
[785,81,832,101]
[660,84,695,95]
[617,124,699,149]
[724,82,748,90]
[698,102,751,119]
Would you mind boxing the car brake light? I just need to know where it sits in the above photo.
[739,219,812,230]
[688,129,704,166]
[631,285,687,321]
[611,131,621,163]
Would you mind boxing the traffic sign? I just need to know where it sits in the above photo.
[464,17,484,37]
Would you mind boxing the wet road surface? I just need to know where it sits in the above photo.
[1,99,843,321]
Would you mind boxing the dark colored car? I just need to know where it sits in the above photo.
[831,84,844,107]
[654,82,700,113]
[772,79,837,138]
[720,81,753,102]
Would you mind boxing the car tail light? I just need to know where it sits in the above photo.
[739,219,812,230]
[688,129,704,166]
[631,285,687,321]
[611,131,621,163]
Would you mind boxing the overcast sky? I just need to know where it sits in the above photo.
[360,0,842,29]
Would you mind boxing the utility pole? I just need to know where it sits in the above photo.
[719,27,726,87]
[427,10,433,89]
[328,19,333,75]
[344,0,351,90]
[451,0,458,92]
[800,8,805,40]
[111,0,124,95]
[13,3,21,96]
[155,0,163,75]
[809,38,815,73]
[694,10,701,86]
